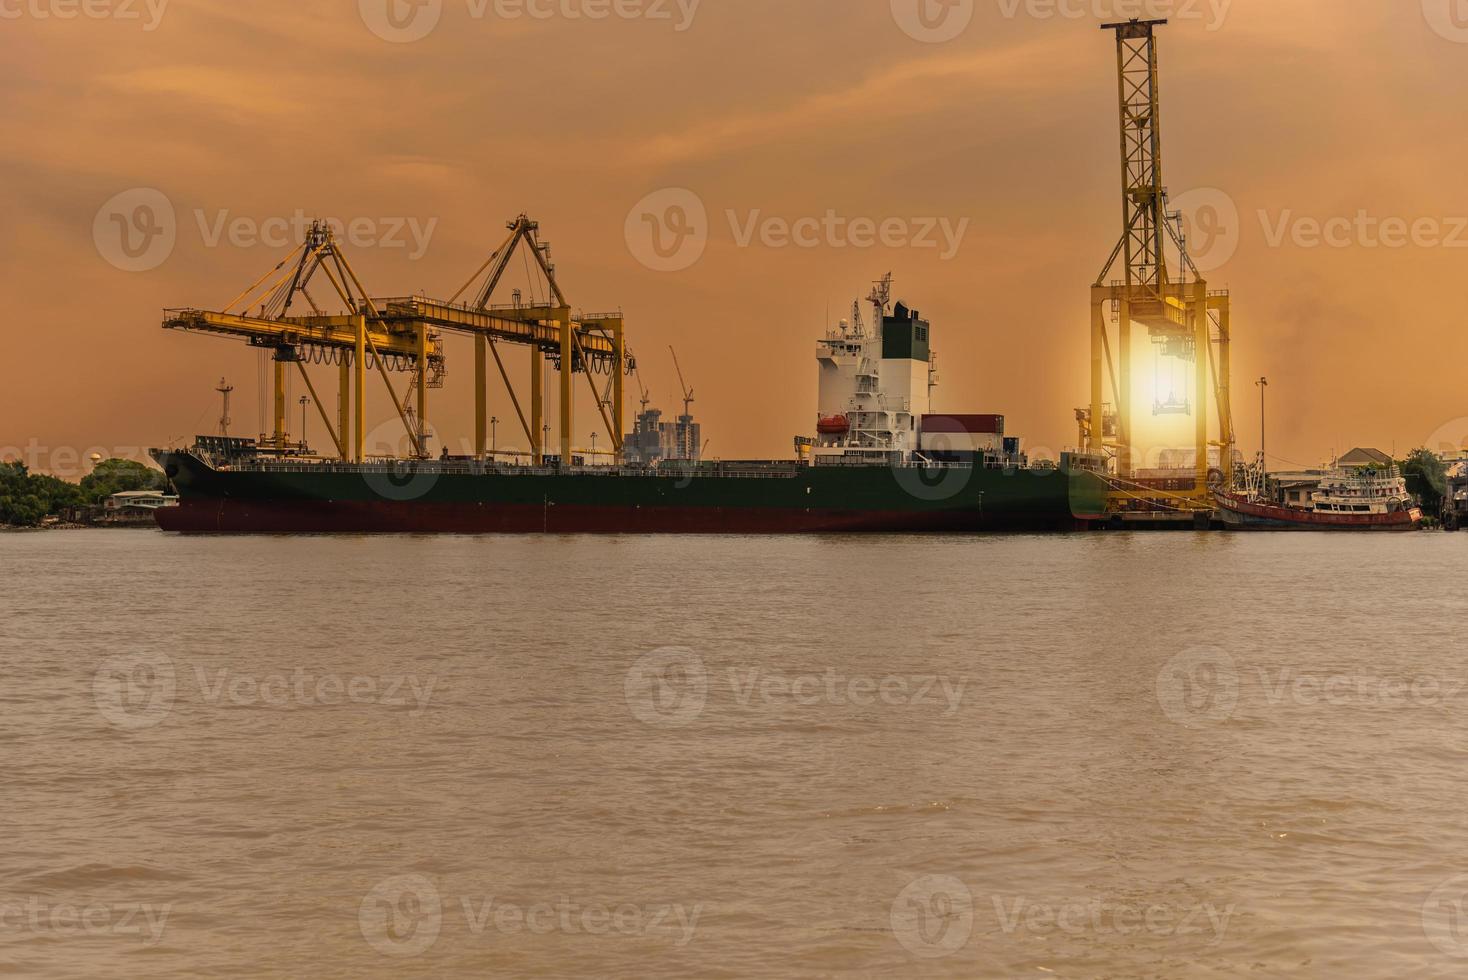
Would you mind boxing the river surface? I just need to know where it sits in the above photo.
[3,529,1468,978]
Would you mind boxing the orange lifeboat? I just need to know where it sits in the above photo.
[817,414,850,436]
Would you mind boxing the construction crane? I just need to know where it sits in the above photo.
[667,346,701,462]
[634,365,652,414]
[669,345,694,419]
[1082,18,1235,511]
[162,214,631,466]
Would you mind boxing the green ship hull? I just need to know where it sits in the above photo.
[152,449,1109,534]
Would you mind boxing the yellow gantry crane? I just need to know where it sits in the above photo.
[163,214,630,465]
[1082,19,1236,509]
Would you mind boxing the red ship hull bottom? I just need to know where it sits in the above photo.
[1214,493,1422,531]
[154,499,1089,535]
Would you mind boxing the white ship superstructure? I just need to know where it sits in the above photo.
[814,275,936,463]
[1311,463,1415,516]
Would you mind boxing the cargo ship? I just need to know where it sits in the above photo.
[152,277,1108,534]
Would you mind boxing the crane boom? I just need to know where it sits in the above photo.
[669,345,694,418]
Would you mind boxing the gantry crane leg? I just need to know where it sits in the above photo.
[475,335,488,458]
[1118,300,1133,478]
[1193,283,1210,486]
[530,347,544,465]
[559,319,574,464]
[1089,294,1106,458]
[1215,296,1233,486]
[338,358,351,463]
[416,324,429,455]
[612,324,626,462]
[272,350,288,450]
[354,315,367,462]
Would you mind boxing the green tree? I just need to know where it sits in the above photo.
[78,458,168,505]
[0,461,84,526]
[1400,448,1448,515]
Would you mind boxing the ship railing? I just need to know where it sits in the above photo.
[208,457,813,480]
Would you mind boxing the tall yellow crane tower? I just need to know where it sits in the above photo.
[1082,18,1235,509]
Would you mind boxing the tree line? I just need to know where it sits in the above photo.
[0,458,168,527]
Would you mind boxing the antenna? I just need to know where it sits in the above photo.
[867,272,893,316]
[215,377,234,437]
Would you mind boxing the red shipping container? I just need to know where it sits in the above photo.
[921,415,1005,436]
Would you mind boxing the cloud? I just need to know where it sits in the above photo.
[97,66,316,120]
[627,35,1086,166]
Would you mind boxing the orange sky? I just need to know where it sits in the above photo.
[5,0,1468,476]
